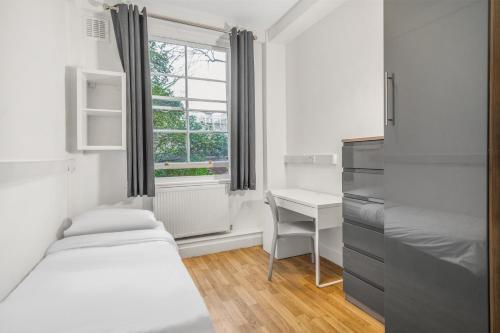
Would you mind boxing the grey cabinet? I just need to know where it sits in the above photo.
[384,0,489,332]
[342,140,383,170]
[342,197,384,230]
[342,170,383,201]
[344,272,384,320]
[343,221,384,260]
[343,247,384,290]
[342,138,384,321]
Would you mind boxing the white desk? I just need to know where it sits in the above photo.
[270,188,343,288]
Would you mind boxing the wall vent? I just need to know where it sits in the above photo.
[85,17,108,41]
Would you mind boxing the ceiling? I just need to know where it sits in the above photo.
[137,0,299,30]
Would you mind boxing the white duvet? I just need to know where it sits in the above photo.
[0,228,213,333]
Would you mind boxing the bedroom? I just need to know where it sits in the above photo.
[0,0,499,332]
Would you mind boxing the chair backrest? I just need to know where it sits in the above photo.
[266,190,280,227]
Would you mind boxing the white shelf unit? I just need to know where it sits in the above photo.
[284,153,338,165]
[76,68,126,151]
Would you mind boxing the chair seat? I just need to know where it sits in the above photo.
[278,221,315,237]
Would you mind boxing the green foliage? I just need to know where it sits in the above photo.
[154,111,186,130]
[190,133,228,162]
[154,133,186,163]
[149,40,228,177]
[149,41,183,97]
[154,167,228,177]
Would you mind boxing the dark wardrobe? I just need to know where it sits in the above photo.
[384,0,490,332]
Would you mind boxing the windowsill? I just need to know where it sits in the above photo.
[155,175,230,188]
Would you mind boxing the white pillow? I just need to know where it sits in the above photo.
[64,208,160,237]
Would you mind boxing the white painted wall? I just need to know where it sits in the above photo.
[262,42,293,255]
[263,42,288,191]
[66,1,268,233]
[0,0,269,299]
[65,0,144,216]
[284,0,384,264]
[0,0,69,300]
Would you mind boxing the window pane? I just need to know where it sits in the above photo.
[152,76,185,97]
[149,41,185,76]
[154,110,186,130]
[187,47,226,80]
[190,133,228,162]
[154,133,187,163]
[189,112,227,131]
[153,99,185,110]
[189,100,226,111]
[188,79,226,100]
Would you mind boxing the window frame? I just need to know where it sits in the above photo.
[150,37,230,172]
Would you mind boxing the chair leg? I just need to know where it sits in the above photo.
[310,237,315,264]
[268,234,278,281]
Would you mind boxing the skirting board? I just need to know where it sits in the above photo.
[177,227,263,258]
[345,295,385,323]
[319,243,343,267]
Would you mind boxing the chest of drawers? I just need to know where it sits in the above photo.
[342,137,384,322]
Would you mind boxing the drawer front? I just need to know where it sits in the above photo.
[343,221,384,260]
[344,272,384,318]
[343,197,384,231]
[342,140,384,170]
[343,247,384,290]
[342,170,383,201]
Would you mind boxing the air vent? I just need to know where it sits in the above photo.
[85,17,108,41]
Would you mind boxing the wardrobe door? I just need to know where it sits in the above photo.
[384,0,489,332]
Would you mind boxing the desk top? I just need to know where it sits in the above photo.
[271,189,342,209]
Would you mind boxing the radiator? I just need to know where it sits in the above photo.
[153,184,230,239]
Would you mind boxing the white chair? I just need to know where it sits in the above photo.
[266,190,316,281]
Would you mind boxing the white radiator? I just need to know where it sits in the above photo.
[153,184,230,239]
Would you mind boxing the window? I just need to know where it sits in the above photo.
[149,39,229,177]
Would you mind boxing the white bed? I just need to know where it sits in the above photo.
[0,227,213,333]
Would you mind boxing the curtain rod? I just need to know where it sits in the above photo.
[103,3,257,40]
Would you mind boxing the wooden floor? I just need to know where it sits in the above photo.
[183,246,384,333]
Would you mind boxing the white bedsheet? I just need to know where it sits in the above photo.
[0,228,213,333]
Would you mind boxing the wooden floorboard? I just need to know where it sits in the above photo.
[183,246,385,333]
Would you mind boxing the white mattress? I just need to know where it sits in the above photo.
[0,228,213,333]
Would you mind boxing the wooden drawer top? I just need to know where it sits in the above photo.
[342,136,384,143]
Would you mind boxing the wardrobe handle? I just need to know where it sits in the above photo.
[384,72,395,126]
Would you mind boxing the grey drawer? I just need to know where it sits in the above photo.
[343,247,384,290]
[343,197,384,231]
[343,221,384,260]
[344,272,384,318]
[342,140,383,170]
[342,169,383,201]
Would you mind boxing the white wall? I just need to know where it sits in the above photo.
[284,0,384,264]
[66,1,268,233]
[262,42,290,253]
[0,0,69,300]
[263,42,288,191]
[0,0,269,299]
[65,0,144,217]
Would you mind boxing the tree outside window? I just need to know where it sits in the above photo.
[149,40,229,177]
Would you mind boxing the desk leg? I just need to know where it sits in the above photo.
[315,219,343,288]
[315,227,320,286]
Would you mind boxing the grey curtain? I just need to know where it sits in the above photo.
[111,4,155,197]
[230,28,256,191]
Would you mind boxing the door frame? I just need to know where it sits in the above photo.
[490,1,500,332]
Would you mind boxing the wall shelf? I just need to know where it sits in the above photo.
[284,153,337,165]
[76,68,126,151]
[82,108,123,116]
[80,145,126,151]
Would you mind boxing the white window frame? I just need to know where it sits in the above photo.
[150,37,230,172]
